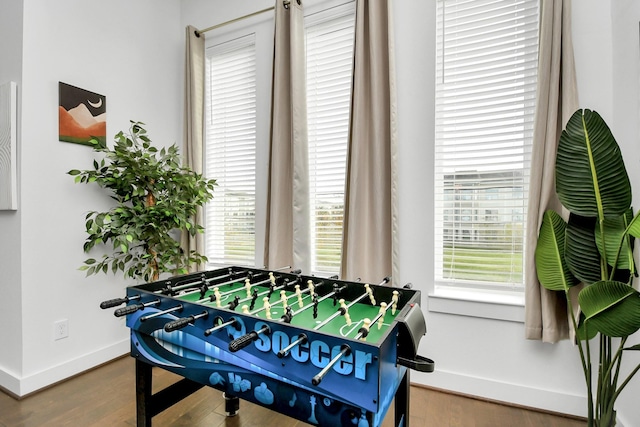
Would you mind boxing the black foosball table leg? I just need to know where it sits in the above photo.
[136,359,153,427]
[394,368,410,427]
[135,358,205,426]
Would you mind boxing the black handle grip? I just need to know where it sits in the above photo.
[228,325,269,352]
[229,331,259,352]
[397,355,435,373]
[164,317,193,332]
[100,298,127,309]
[114,304,142,317]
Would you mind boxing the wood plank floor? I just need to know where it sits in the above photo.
[0,356,585,427]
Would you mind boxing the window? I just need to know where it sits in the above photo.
[204,35,258,266]
[306,4,355,274]
[434,0,539,292]
[204,3,355,273]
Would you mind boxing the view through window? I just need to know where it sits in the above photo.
[434,0,539,291]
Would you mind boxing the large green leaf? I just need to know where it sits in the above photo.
[565,213,602,285]
[535,210,579,291]
[578,281,640,337]
[595,208,635,271]
[626,211,640,239]
[576,311,598,341]
[556,109,631,218]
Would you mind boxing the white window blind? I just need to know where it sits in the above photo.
[434,0,539,289]
[204,34,257,266]
[306,3,355,275]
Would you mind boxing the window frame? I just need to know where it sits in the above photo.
[431,0,540,311]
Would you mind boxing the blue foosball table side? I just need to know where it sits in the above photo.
[101,267,434,427]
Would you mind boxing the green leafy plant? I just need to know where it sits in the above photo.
[69,121,216,282]
[535,109,640,426]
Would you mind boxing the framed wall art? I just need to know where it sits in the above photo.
[58,82,106,146]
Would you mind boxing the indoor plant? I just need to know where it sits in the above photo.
[535,109,640,426]
[69,121,216,282]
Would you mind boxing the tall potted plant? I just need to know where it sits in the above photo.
[535,109,640,426]
[69,121,216,282]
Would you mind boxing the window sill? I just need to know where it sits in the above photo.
[427,287,525,323]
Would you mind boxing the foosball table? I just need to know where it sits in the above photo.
[101,266,434,427]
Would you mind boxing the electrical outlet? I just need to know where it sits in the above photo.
[54,319,69,340]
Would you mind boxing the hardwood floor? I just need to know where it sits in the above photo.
[0,356,585,427]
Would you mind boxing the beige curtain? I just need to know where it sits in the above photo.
[524,0,579,343]
[181,25,206,271]
[264,0,311,273]
[340,0,397,284]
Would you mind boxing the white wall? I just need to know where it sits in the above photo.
[607,2,640,426]
[1,0,638,423]
[0,0,184,396]
[0,0,25,393]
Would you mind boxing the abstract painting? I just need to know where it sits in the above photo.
[0,81,17,210]
[58,82,106,146]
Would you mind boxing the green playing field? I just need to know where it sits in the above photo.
[176,280,399,343]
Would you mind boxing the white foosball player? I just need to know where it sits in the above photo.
[214,287,222,308]
[339,298,352,326]
[360,318,371,341]
[365,283,376,306]
[391,290,399,315]
[263,297,272,319]
[377,302,388,330]
[295,284,303,308]
[307,280,315,296]
[245,278,252,298]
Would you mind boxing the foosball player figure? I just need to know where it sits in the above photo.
[263,297,272,319]
[199,280,208,299]
[281,306,294,323]
[242,304,250,314]
[295,284,303,308]
[280,290,288,309]
[377,302,388,330]
[267,272,277,298]
[339,298,352,326]
[359,318,371,341]
[245,278,252,298]
[332,283,346,306]
[229,296,241,310]
[214,287,222,307]
[312,294,319,318]
[307,280,315,297]
[391,290,399,315]
[249,288,259,310]
[365,283,376,306]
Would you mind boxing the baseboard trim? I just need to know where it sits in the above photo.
[411,382,586,422]
[411,368,587,419]
[0,339,129,398]
[0,366,21,399]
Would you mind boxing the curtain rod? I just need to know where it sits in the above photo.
[194,0,294,37]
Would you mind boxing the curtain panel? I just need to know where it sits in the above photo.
[340,0,397,284]
[181,25,206,272]
[264,0,312,273]
[524,0,579,343]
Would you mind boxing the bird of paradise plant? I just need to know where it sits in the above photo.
[535,109,640,426]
